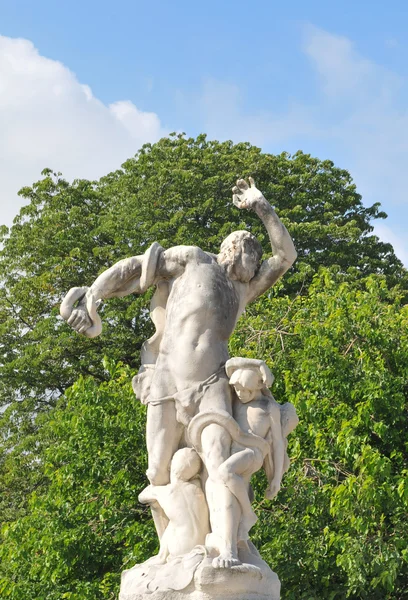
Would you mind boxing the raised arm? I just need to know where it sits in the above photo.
[232,178,297,303]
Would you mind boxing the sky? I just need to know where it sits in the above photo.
[1,0,408,264]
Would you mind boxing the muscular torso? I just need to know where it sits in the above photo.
[233,397,272,441]
[149,246,247,398]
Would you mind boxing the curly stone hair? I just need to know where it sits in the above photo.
[218,230,263,283]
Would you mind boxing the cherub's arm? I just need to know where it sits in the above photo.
[264,401,285,500]
[138,485,170,541]
[138,484,160,505]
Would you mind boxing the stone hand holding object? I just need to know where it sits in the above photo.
[60,286,102,338]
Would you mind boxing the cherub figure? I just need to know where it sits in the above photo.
[221,358,298,538]
[138,448,210,564]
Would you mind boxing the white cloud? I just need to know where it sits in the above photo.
[198,79,319,147]
[302,26,408,206]
[303,26,401,101]
[373,223,408,266]
[385,38,399,49]
[0,35,167,228]
[109,100,162,140]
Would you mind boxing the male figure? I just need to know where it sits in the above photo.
[61,177,297,568]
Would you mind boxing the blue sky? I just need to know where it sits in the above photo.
[1,0,407,263]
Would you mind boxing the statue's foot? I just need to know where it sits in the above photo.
[212,552,242,569]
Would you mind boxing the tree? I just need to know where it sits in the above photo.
[1,271,406,599]
[235,271,408,599]
[0,361,155,600]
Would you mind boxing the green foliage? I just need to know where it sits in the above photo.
[1,271,407,599]
[0,362,155,600]
[232,271,408,599]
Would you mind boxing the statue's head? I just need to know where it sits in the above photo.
[218,230,262,283]
[225,357,274,403]
[170,448,201,482]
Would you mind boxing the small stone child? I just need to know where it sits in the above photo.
[138,448,210,564]
[222,357,298,538]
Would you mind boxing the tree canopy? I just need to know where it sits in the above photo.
[0,134,407,599]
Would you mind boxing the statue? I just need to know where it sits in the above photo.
[60,178,298,600]
[189,358,299,545]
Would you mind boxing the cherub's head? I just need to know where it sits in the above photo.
[225,357,274,403]
[170,448,201,482]
[217,231,262,283]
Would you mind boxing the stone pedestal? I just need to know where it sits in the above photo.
[119,545,280,600]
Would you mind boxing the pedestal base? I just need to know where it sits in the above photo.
[119,549,280,600]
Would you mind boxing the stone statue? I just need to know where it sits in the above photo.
[60,178,298,600]
[189,358,298,546]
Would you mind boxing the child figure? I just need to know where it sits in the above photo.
[221,357,298,539]
[138,448,210,564]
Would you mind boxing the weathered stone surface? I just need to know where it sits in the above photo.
[119,556,280,600]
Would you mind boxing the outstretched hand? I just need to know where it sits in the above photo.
[232,177,265,210]
[67,302,93,335]
[60,286,102,338]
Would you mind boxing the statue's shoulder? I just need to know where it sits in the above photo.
[261,395,280,415]
[165,245,213,264]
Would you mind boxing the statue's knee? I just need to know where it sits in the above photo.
[146,466,169,486]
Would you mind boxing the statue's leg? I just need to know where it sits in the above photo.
[146,401,183,485]
[143,523,170,565]
[218,449,259,533]
[199,378,241,568]
[201,424,241,568]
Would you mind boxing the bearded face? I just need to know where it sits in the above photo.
[218,231,262,283]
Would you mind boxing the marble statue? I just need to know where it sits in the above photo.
[189,358,299,545]
[60,178,298,600]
